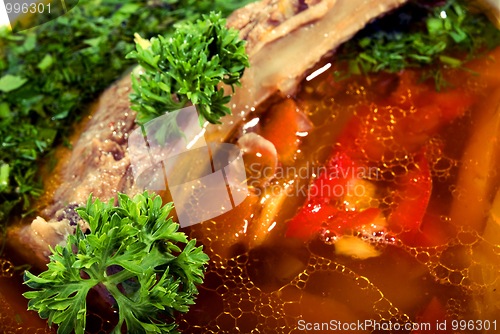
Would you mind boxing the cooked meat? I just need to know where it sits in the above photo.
[206,0,408,142]
[18,0,408,260]
[20,216,76,260]
[227,0,337,57]
[19,75,143,260]
[52,75,140,206]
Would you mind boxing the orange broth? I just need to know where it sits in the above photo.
[177,46,500,332]
[2,46,500,333]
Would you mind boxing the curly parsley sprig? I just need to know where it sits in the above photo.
[126,12,250,131]
[23,192,209,334]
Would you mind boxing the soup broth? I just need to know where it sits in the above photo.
[2,44,500,334]
[177,46,500,332]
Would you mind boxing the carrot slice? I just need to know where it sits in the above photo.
[260,99,312,164]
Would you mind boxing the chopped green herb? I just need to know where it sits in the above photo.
[0,74,28,92]
[37,54,54,71]
[24,192,209,334]
[127,12,249,135]
[337,0,500,90]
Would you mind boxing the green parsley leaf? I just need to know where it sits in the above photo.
[23,192,209,334]
[127,11,250,134]
[0,74,28,92]
[0,163,9,192]
[0,102,10,118]
[37,54,53,71]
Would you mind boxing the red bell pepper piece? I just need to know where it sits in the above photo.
[388,151,432,239]
[337,70,476,161]
[286,149,381,241]
[286,69,477,243]
[285,199,340,242]
[286,197,382,242]
[411,213,455,247]
[310,150,358,200]
[287,148,432,243]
